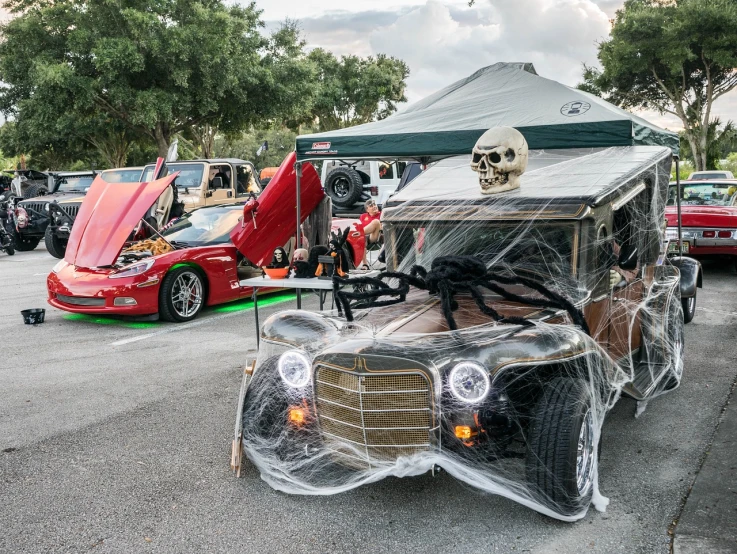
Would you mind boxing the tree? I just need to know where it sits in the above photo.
[679,117,736,170]
[307,49,409,131]
[579,0,737,171]
[215,127,299,171]
[0,1,314,158]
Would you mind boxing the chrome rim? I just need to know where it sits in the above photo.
[171,271,203,318]
[576,408,595,496]
[332,177,349,198]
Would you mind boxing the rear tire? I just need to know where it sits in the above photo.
[681,292,696,324]
[2,231,14,255]
[23,184,48,199]
[526,377,596,516]
[158,266,206,322]
[325,167,363,209]
[44,227,66,259]
[12,231,40,251]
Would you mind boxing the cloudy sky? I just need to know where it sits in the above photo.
[257,0,737,131]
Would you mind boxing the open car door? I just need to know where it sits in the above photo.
[230,152,324,267]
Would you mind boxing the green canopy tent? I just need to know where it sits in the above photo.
[296,62,678,163]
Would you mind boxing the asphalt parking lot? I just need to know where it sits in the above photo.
[1,249,736,553]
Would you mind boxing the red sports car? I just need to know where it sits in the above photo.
[47,154,324,321]
[665,180,737,264]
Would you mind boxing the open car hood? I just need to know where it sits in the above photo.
[65,174,177,268]
[230,152,324,266]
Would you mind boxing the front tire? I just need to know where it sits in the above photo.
[526,377,596,516]
[681,292,696,324]
[12,231,40,251]
[44,227,66,259]
[158,266,205,322]
[2,231,14,255]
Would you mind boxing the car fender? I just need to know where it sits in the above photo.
[669,256,702,298]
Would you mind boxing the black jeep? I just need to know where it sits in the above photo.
[14,171,97,253]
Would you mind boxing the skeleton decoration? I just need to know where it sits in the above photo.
[269,247,289,268]
[471,127,529,194]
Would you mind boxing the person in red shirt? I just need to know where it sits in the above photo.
[358,199,381,268]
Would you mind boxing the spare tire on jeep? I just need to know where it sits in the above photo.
[23,183,48,199]
[324,167,363,209]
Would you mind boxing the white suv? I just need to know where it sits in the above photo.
[321,160,407,214]
[687,170,735,180]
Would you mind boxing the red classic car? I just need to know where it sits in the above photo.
[665,180,737,262]
[47,154,324,322]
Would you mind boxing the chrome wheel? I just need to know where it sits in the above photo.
[171,271,203,318]
[331,177,349,198]
[576,409,595,497]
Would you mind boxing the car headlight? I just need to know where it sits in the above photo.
[44,204,49,212]
[109,258,155,279]
[449,362,490,403]
[277,350,311,388]
[52,259,68,273]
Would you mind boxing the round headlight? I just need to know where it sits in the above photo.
[278,350,311,388]
[449,362,490,403]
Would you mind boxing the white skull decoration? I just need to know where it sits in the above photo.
[470,127,529,194]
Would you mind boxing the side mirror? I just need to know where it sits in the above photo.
[618,244,638,270]
[212,176,223,190]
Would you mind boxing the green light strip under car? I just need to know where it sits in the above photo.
[62,292,298,327]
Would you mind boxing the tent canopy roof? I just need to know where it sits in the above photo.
[296,63,678,163]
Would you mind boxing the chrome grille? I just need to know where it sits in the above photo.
[62,205,80,219]
[314,364,434,468]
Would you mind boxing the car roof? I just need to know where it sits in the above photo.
[670,179,737,185]
[143,159,252,166]
[391,146,670,204]
[55,171,97,176]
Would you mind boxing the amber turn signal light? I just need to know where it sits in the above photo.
[288,407,306,426]
[454,425,473,440]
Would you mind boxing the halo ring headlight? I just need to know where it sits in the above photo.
[278,350,311,388]
[449,362,490,404]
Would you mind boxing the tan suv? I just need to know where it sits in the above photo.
[141,158,261,211]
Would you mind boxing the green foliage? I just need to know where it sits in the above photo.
[215,127,298,171]
[679,118,736,169]
[0,0,314,160]
[583,0,737,170]
[307,48,409,131]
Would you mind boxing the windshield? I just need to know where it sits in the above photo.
[689,173,729,180]
[389,221,578,283]
[102,168,142,183]
[56,176,95,192]
[141,163,204,190]
[669,183,737,206]
[162,206,242,245]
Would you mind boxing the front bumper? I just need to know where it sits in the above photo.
[47,266,161,316]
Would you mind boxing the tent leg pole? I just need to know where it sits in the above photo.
[675,157,683,255]
[296,161,302,309]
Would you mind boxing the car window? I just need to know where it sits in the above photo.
[689,173,728,180]
[101,169,142,183]
[671,183,736,206]
[235,163,260,196]
[56,176,95,192]
[162,207,242,245]
[208,165,231,190]
[392,221,578,285]
[141,163,205,190]
[378,162,394,180]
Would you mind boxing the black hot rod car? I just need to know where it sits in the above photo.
[233,144,699,520]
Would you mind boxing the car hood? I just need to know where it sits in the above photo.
[19,191,81,205]
[666,205,737,228]
[230,152,324,266]
[65,174,177,268]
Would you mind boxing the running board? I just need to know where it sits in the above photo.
[622,361,668,400]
